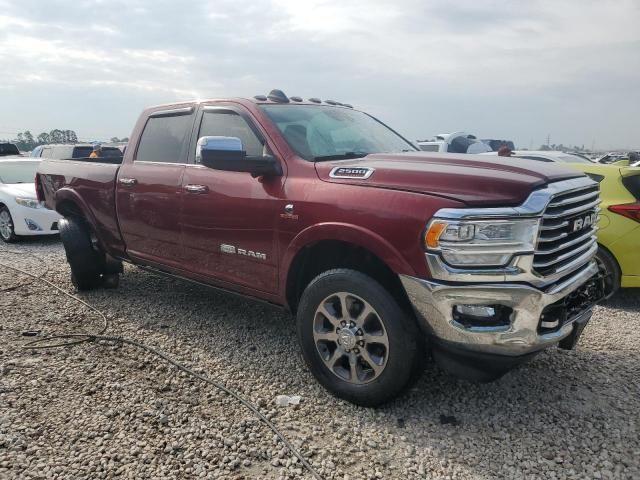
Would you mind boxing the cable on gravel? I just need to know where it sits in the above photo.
[0,250,324,480]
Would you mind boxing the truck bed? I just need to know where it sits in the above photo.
[37,158,126,257]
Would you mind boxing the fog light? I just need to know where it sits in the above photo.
[454,305,496,317]
[452,304,512,329]
[25,219,42,231]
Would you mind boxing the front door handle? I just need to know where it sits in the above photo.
[184,184,209,194]
[118,177,138,186]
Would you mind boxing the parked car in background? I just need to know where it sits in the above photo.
[30,145,44,158]
[481,138,515,152]
[37,90,604,405]
[0,143,21,157]
[597,152,628,165]
[416,132,492,154]
[482,150,640,295]
[0,159,61,242]
[31,143,123,160]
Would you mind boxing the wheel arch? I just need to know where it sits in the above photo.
[54,188,112,249]
[282,223,416,313]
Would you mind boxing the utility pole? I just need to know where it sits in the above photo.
[546,134,551,147]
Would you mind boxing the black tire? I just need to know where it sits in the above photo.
[296,269,424,407]
[596,245,621,298]
[59,217,104,291]
[0,206,19,243]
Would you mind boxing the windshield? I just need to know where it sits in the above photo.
[260,105,416,161]
[0,162,39,184]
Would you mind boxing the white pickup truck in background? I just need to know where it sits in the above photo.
[416,132,493,154]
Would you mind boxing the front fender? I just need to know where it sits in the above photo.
[279,222,417,298]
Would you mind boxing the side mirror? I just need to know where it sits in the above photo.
[196,136,282,177]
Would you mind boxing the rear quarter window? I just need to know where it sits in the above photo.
[136,113,193,163]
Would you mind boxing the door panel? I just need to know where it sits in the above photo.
[181,166,283,293]
[180,108,283,293]
[116,162,185,265]
[116,108,194,266]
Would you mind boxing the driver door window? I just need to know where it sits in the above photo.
[197,111,263,157]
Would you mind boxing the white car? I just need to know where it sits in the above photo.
[416,132,492,154]
[0,159,62,242]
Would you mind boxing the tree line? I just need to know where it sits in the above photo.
[7,130,78,151]
[5,130,129,152]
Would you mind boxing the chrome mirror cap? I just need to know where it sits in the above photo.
[196,136,244,163]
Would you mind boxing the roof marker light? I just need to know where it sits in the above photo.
[267,89,289,103]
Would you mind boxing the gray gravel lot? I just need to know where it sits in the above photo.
[1,238,639,479]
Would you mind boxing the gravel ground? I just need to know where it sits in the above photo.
[1,238,639,480]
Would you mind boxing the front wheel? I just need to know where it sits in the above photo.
[0,206,18,243]
[296,269,423,407]
[595,246,621,298]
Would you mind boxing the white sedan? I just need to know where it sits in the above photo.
[0,159,62,242]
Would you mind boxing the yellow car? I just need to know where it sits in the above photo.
[507,151,640,295]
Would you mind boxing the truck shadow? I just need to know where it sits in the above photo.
[601,288,640,312]
[82,266,638,479]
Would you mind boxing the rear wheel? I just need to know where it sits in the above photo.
[296,269,423,407]
[59,217,104,290]
[0,207,18,243]
[595,246,621,298]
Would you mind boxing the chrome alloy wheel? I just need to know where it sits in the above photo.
[0,210,13,241]
[313,292,389,384]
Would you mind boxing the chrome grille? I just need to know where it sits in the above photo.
[534,183,600,278]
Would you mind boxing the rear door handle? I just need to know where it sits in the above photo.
[118,177,138,186]
[184,184,209,194]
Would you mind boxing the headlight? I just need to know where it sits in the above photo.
[424,218,540,267]
[15,197,43,209]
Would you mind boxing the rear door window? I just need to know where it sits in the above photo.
[136,112,194,163]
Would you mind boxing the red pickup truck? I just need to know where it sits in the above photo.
[37,90,604,406]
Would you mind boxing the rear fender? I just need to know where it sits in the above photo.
[54,188,103,240]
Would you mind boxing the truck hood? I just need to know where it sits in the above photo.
[315,152,585,207]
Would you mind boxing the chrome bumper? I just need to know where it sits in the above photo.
[400,261,599,356]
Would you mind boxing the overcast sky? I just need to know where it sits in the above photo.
[1,0,639,149]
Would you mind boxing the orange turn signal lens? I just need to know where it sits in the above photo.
[425,222,447,249]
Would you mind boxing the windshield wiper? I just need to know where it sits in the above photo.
[314,151,369,162]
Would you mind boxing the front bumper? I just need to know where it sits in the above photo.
[12,204,62,236]
[400,261,600,357]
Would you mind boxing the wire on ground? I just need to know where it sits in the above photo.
[0,251,323,480]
